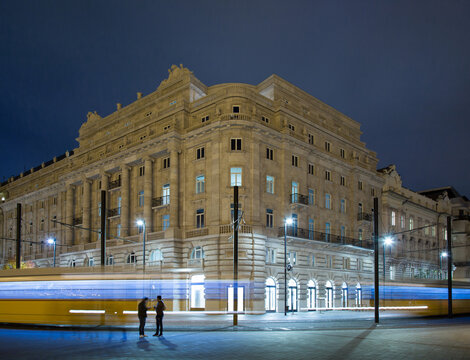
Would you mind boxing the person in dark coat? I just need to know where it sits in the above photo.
[153,295,166,337]
[138,297,149,338]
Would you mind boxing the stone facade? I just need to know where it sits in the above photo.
[1,65,464,312]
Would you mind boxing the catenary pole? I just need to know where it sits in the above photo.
[373,197,379,324]
[16,203,21,269]
[100,190,106,267]
[447,216,452,318]
[233,186,239,326]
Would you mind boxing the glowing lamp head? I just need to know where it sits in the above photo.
[441,252,448,258]
[384,236,393,246]
[47,238,55,245]
[285,218,293,225]
[136,219,144,226]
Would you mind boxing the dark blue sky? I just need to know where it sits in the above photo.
[1,0,469,195]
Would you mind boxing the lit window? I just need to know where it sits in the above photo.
[196,175,205,194]
[288,251,297,265]
[266,248,276,263]
[162,184,170,205]
[340,199,346,214]
[230,167,242,186]
[409,218,414,230]
[391,211,396,226]
[358,229,363,241]
[401,215,405,229]
[341,226,346,240]
[191,246,205,259]
[117,224,121,237]
[308,189,315,205]
[266,175,274,194]
[308,218,314,240]
[325,194,331,209]
[163,215,170,230]
[150,249,163,263]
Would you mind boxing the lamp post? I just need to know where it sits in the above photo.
[284,217,293,316]
[47,238,56,268]
[440,251,448,280]
[383,236,393,277]
[136,219,146,271]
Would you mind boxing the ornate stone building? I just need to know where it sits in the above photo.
[3,65,454,312]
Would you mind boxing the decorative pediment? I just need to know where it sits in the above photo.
[158,64,193,90]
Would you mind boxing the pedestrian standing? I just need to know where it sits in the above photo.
[153,295,166,337]
[138,297,149,338]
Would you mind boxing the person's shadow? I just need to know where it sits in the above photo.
[137,338,152,351]
[158,336,177,350]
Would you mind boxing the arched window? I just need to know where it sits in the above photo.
[190,246,204,259]
[325,281,334,309]
[88,257,94,267]
[341,282,348,307]
[106,254,114,266]
[69,259,76,268]
[356,283,362,307]
[265,277,277,312]
[126,252,137,264]
[287,279,297,312]
[150,249,163,263]
[307,280,317,310]
[190,275,205,309]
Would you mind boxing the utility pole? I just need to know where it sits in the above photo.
[447,216,452,318]
[233,186,239,326]
[16,203,22,269]
[373,197,379,324]
[100,190,107,267]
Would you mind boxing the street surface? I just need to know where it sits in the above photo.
[1,314,470,359]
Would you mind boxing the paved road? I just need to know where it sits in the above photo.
[2,317,470,359]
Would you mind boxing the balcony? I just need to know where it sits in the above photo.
[152,196,170,208]
[187,258,204,268]
[357,212,372,222]
[72,217,83,225]
[289,193,309,206]
[220,113,251,121]
[186,228,209,238]
[278,226,373,250]
[107,208,121,218]
[108,178,121,190]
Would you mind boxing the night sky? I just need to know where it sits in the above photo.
[1,1,469,196]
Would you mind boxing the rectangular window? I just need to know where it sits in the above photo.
[325,170,331,181]
[308,163,315,175]
[117,224,121,237]
[324,141,331,152]
[358,181,363,190]
[340,148,345,158]
[325,194,331,209]
[391,211,396,226]
[401,215,405,229]
[230,167,242,186]
[98,203,101,217]
[326,255,332,268]
[340,199,346,214]
[309,218,314,240]
[308,189,315,205]
[201,115,210,123]
[196,147,205,159]
[291,155,298,167]
[358,229,363,241]
[288,251,297,265]
[117,197,122,215]
[308,133,314,145]
[139,166,145,176]
[266,209,273,228]
[162,215,170,230]
[340,176,346,186]
[288,123,295,131]
[341,226,346,240]
[232,105,240,113]
[266,147,273,160]
[425,224,429,236]
[196,208,205,228]
[196,175,205,194]
[138,191,144,207]
[325,223,331,242]
[266,248,276,263]
[163,157,170,169]
[409,217,414,230]
[266,175,274,194]
[162,184,170,205]
[261,116,269,123]
[231,138,242,151]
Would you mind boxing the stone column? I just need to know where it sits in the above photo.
[169,149,180,229]
[121,165,130,237]
[144,157,153,232]
[65,185,74,246]
[82,179,91,243]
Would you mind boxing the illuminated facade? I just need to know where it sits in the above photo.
[2,65,454,312]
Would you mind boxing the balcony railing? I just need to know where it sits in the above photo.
[290,193,309,205]
[72,217,83,225]
[108,178,121,190]
[152,196,170,207]
[220,113,251,121]
[357,212,373,221]
[278,226,373,250]
[107,208,121,218]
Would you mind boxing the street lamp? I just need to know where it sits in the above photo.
[284,217,293,316]
[136,219,146,271]
[440,252,448,279]
[47,238,56,268]
[383,236,393,277]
